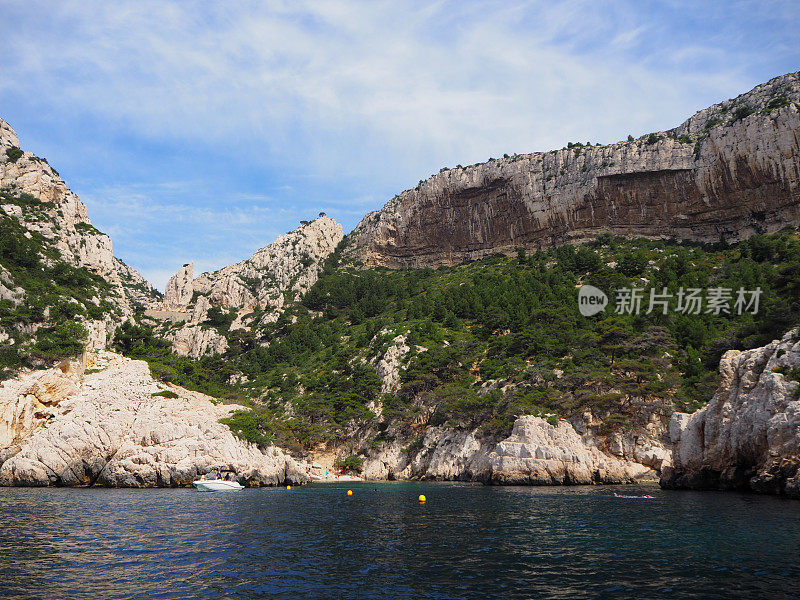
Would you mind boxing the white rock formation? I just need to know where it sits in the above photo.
[158,216,344,357]
[359,413,668,484]
[360,427,493,481]
[488,416,657,484]
[0,351,308,487]
[661,328,800,496]
[0,359,82,460]
[0,116,160,314]
[0,265,24,305]
[162,262,194,310]
[373,335,410,395]
[191,216,344,311]
[190,294,212,324]
[167,325,229,359]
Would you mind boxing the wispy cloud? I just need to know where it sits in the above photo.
[1,0,798,289]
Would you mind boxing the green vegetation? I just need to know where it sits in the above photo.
[113,229,800,451]
[764,95,790,112]
[152,390,179,398]
[774,365,800,398]
[0,190,117,377]
[731,105,755,122]
[335,454,365,473]
[112,321,240,399]
[5,146,23,163]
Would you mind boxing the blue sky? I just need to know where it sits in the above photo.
[1,0,798,289]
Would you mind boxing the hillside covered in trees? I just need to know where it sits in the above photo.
[114,228,800,453]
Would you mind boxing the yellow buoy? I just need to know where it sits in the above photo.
[286,485,291,490]
[418,494,427,503]
[347,489,353,496]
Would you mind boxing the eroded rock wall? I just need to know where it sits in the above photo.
[0,351,308,487]
[359,414,669,484]
[348,72,800,267]
[661,328,800,496]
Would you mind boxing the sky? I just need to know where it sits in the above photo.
[1,0,798,290]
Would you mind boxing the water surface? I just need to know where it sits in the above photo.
[1,483,798,599]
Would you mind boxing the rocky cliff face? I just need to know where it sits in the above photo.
[189,216,344,312]
[1,118,158,301]
[0,350,308,487]
[0,117,160,351]
[348,72,800,267]
[163,261,194,310]
[152,217,344,357]
[661,328,800,497]
[358,411,670,484]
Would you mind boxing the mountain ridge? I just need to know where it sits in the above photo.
[346,71,800,268]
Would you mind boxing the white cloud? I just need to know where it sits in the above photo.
[3,0,779,177]
[1,0,797,288]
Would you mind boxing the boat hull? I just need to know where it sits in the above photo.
[192,480,244,492]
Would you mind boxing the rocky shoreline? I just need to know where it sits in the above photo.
[2,330,798,494]
[0,351,308,487]
[0,350,669,488]
[661,328,800,497]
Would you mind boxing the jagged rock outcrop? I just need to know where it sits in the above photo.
[0,265,24,305]
[373,335,410,396]
[488,416,659,484]
[0,359,82,461]
[163,262,194,310]
[155,217,344,356]
[167,324,229,359]
[0,117,160,318]
[348,72,800,267]
[359,413,669,484]
[360,427,495,481]
[0,351,308,487]
[661,329,800,497]
[191,216,344,311]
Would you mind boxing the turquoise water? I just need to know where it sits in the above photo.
[1,482,799,599]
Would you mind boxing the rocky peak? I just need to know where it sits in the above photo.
[0,118,19,148]
[181,216,344,312]
[153,216,344,357]
[347,72,800,268]
[0,116,161,360]
[0,116,159,308]
[163,261,194,310]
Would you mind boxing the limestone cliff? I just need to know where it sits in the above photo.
[0,350,308,487]
[0,117,161,356]
[348,72,800,267]
[152,217,344,357]
[1,117,159,308]
[355,414,669,484]
[661,328,800,497]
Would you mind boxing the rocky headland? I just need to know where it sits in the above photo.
[0,350,307,487]
[661,328,800,497]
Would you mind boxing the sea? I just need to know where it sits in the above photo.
[1,482,798,599]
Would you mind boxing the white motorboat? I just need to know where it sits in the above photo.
[192,478,243,492]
